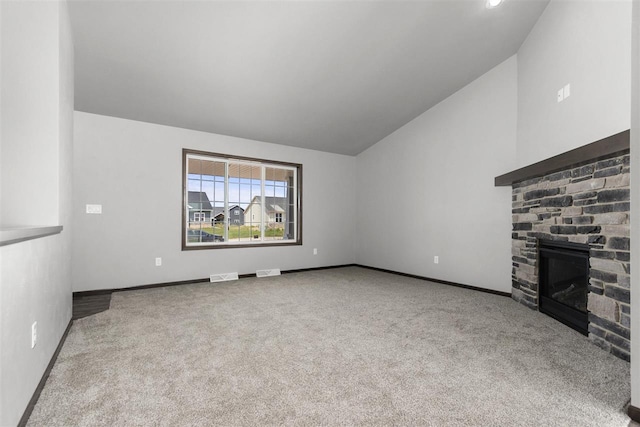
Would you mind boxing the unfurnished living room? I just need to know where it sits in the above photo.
[1,0,640,426]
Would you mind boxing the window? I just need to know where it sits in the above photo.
[183,149,302,249]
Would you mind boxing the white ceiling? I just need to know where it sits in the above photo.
[68,0,549,156]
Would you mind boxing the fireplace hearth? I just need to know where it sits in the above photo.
[538,240,589,335]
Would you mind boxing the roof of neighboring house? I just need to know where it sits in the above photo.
[266,197,288,212]
[270,204,285,213]
[212,205,244,219]
[187,191,213,210]
[245,196,288,213]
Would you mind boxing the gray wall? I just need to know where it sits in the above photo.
[355,56,517,293]
[517,0,632,166]
[72,112,356,291]
[0,1,74,425]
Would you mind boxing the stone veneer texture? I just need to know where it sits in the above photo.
[511,152,630,361]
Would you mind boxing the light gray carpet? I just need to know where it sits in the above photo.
[28,267,631,426]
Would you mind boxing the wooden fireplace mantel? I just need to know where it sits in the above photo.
[495,129,630,186]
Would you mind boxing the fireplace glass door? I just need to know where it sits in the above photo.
[538,240,589,335]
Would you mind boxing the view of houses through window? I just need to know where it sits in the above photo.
[184,150,300,247]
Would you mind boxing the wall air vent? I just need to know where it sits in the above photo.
[210,272,239,283]
[256,269,281,278]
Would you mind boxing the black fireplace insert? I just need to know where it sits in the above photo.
[538,240,589,335]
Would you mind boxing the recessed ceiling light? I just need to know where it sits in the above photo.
[486,0,504,8]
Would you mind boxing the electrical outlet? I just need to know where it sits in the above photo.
[557,88,564,103]
[313,248,318,255]
[434,256,439,264]
[155,257,162,267]
[31,321,37,349]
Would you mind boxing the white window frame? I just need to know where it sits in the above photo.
[183,149,302,250]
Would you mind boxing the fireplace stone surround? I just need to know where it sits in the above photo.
[496,130,631,361]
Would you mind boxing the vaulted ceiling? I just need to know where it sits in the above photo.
[68,0,549,155]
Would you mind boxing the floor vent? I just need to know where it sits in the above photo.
[256,269,281,278]
[210,272,239,283]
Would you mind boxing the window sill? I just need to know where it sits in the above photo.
[183,240,302,250]
[0,225,63,247]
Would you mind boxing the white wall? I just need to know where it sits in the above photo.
[0,1,65,226]
[517,0,632,167]
[0,1,74,426]
[355,56,517,293]
[72,112,356,291]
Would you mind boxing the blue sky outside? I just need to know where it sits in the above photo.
[188,173,288,210]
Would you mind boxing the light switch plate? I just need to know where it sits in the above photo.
[86,204,102,214]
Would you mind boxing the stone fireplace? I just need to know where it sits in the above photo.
[497,131,631,361]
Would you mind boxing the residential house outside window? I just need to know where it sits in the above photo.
[183,149,302,249]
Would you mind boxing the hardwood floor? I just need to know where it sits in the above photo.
[72,293,112,319]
